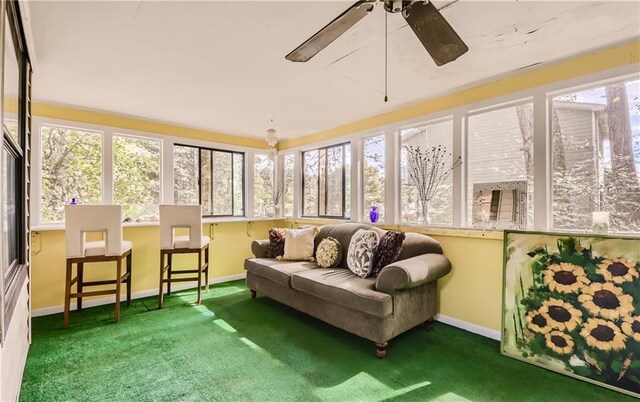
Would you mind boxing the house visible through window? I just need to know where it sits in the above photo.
[552,79,640,232]
[40,126,103,223]
[302,142,350,218]
[113,134,161,222]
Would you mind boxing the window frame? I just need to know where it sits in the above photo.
[301,141,349,219]
[174,143,245,218]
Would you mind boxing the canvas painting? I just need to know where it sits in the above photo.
[502,230,640,397]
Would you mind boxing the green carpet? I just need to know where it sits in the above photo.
[21,281,635,402]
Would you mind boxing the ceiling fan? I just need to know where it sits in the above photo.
[285,0,468,67]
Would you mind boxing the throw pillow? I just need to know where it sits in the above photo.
[266,228,287,258]
[371,231,406,276]
[282,226,318,261]
[347,229,380,278]
[316,237,342,268]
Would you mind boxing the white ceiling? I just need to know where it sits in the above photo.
[27,1,640,139]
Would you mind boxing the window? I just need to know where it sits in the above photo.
[283,154,294,217]
[173,145,199,205]
[302,143,350,218]
[175,144,245,217]
[467,104,534,229]
[40,125,103,223]
[552,79,640,232]
[401,120,454,225]
[254,153,274,218]
[113,135,161,222]
[363,135,385,223]
[2,147,17,279]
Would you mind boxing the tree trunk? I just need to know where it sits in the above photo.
[605,83,640,226]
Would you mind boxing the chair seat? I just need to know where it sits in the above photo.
[84,240,132,257]
[168,235,209,250]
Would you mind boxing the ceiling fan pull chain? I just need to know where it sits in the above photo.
[384,11,388,103]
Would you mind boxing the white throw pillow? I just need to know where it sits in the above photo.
[282,226,318,261]
[347,229,380,278]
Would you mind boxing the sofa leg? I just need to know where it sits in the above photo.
[424,318,436,332]
[250,289,257,299]
[376,342,388,359]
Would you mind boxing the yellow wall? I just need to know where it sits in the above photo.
[31,220,283,311]
[32,103,265,149]
[279,40,640,149]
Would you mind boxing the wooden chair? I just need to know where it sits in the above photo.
[158,205,210,308]
[64,205,132,329]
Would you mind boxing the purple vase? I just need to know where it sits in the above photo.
[369,206,379,223]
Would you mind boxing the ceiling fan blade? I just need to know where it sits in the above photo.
[403,1,468,66]
[285,1,376,62]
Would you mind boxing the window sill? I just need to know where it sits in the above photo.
[32,217,284,232]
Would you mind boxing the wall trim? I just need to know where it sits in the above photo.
[436,313,501,341]
[32,273,247,317]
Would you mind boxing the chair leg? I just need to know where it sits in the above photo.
[167,253,172,296]
[197,250,202,305]
[158,251,164,309]
[115,257,122,322]
[77,263,84,311]
[64,260,72,329]
[204,245,209,293]
[126,252,132,306]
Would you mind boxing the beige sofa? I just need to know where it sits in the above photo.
[244,223,452,357]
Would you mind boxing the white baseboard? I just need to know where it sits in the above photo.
[435,314,501,341]
[32,273,247,318]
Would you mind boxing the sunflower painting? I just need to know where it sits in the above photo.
[502,231,640,398]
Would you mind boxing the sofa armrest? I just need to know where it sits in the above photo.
[375,253,451,294]
[251,240,271,258]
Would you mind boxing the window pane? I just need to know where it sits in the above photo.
[212,151,233,216]
[233,153,244,216]
[401,120,454,225]
[344,143,351,219]
[326,146,344,216]
[363,135,385,223]
[3,15,19,146]
[173,145,199,205]
[40,125,102,223]
[113,135,161,222]
[254,153,274,218]
[467,104,533,229]
[303,150,318,216]
[200,150,212,214]
[283,154,294,217]
[2,147,17,275]
[552,79,640,232]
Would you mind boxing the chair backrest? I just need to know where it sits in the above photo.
[65,205,123,258]
[160,205,203,250]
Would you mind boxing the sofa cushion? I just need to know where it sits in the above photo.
[371,231,406,276]
[245,258,317,287]
[315,224,385,268]
[291,268,392,318]
[316,237,342,268]
[283,226,317,261]
[266,228,287,258]
[347,229,380,278]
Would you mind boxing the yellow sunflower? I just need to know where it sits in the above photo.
[580,318,627,352]
[578,282,634,320]
[542,263,590,293]
[621,316,640,342]
[597,257,639,284]
[544,331,574,355]
[538,298,582,332]
[526,309,552,334]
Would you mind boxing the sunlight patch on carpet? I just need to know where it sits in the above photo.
[314,372,431,401]
[429,392,473,401]
[213,319,237,333]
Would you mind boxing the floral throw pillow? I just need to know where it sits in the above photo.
[371,231,406,276]
[266,228,287,258]
[347,229,380,278]
[316,237,342,268]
